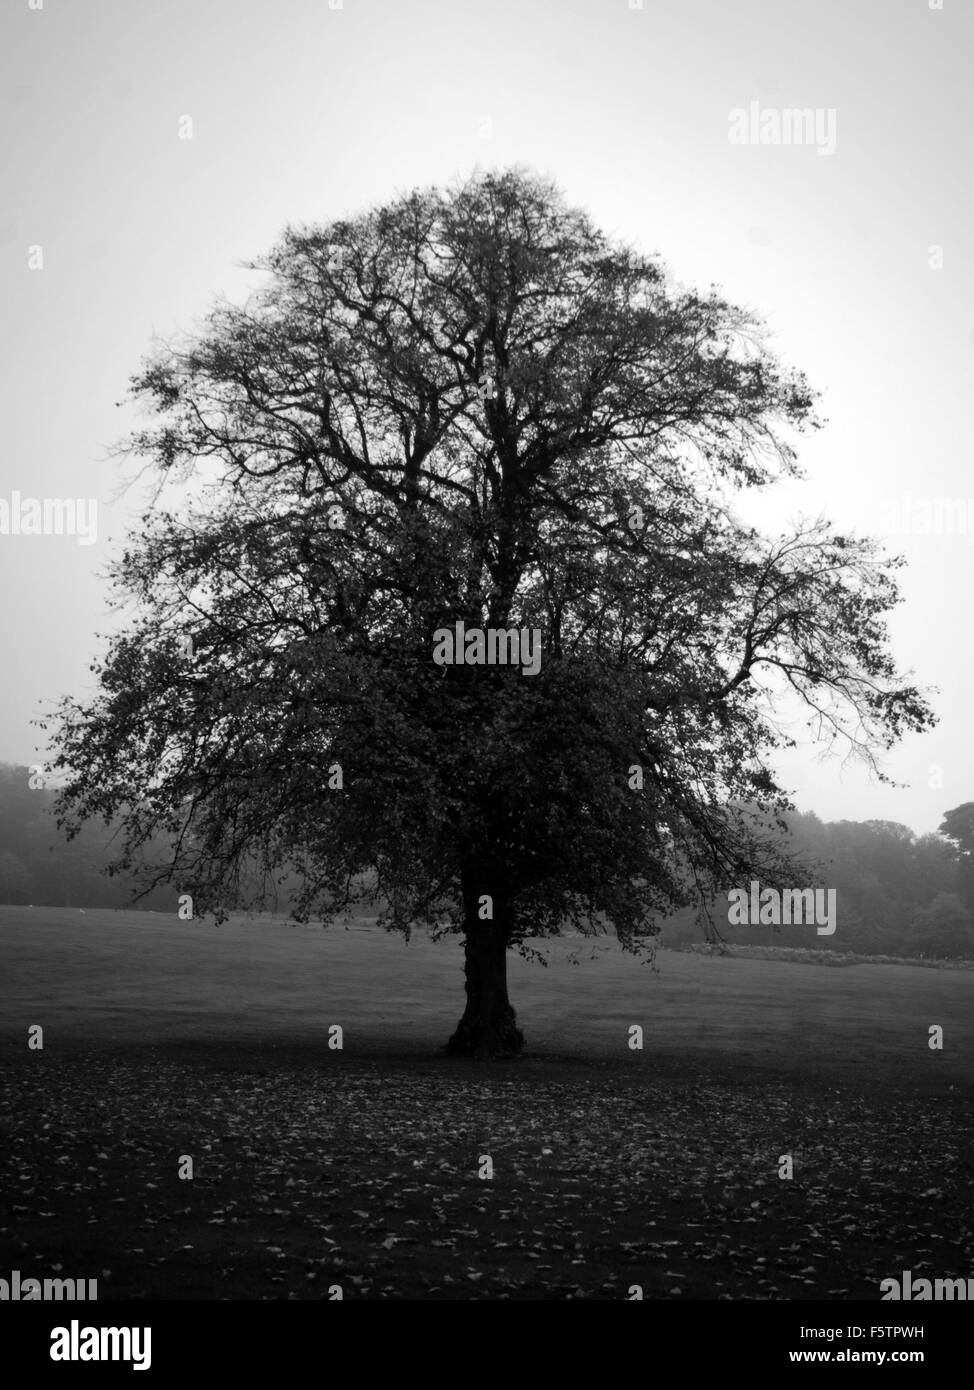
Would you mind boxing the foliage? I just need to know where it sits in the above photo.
[40,171,932,966]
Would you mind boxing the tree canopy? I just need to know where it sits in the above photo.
[46,168,935,1054]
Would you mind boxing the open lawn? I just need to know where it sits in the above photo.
[1,906,972,1299]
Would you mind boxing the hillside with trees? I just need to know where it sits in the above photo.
[663,807,974,960]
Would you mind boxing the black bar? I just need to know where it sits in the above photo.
[1,1299,965,1377]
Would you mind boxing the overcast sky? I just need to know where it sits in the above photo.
[1,0,971,836]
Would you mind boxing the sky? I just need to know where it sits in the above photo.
[1,0,971,837]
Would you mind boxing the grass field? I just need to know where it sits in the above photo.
[1,905,972,1299]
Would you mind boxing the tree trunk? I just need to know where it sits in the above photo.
[447,876,525,1058]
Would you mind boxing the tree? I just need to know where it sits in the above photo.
[938,804,974,919]
[0,849,32,905]
[45,169,934,1055]
[938,803,974,856]
[908,892,974,960]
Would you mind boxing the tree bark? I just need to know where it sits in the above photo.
[447,874,525,1058]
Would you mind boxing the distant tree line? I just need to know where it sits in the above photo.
[1,762,972,958]
[663,806,974,960]
[0,763,178,912]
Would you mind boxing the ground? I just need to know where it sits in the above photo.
[1,906,972,1300]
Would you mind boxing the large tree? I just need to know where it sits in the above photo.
[46,169,933,1055]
